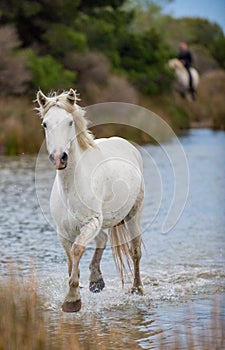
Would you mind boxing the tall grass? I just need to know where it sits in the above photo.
[0,274,224,350]
[0,97,43,155]
[0,275,84,350]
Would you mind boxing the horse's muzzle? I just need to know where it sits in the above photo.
[49,152,68,170]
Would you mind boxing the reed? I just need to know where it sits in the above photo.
[0,96,43,155]
[0,274,224,350]
[0,274,82,350]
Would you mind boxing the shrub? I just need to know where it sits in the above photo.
[64,52,138,104]
[192,45,219,74]
[42,24,87,58]
[64,52,110,86]
[0,25,31,96]
[26,50,76,93]
[117,29,174,94]
[168,105,190,129]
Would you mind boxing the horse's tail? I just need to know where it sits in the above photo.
[108,220,132,287]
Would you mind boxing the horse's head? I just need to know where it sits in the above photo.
[37,89,79,170]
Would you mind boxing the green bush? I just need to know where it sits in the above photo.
[26,50,76,93]
[169,105,190,129]
[42,24,87,57]
[210,36,225,69]
[117,29,174,94]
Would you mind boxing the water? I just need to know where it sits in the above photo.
[0,129,225,348]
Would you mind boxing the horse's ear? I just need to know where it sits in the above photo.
[37,90,48,107]
[67,88,76,105]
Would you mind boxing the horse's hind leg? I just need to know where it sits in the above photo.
[125,186,144,295]
[129,236,143,295]
[89,230,108,293]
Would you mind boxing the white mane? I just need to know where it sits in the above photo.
[168,58,187,73]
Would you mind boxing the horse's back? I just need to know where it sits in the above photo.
[95,136,142,166]
[94,136,143,187]
[190,67,200,87]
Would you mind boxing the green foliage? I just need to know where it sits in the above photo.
[77,5,173,95]
[77,7,133,53]
[168,105,190,129]
[0,0,41,22]
[0,0,80,46]
[117,29,174,94]
[210,36,225,69]
[26,50,76,93]
[81,17,116,52]
[42,24,87,57]
[182,18,223,47]
[78,0,126,12]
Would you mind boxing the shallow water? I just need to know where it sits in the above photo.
[0,129,225,348]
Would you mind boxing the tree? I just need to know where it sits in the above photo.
[0,0,80,47]
[117,29,174,94]
[27,51,76,93]
[42,24,87,58]
[78,0,126,12]
[210,36,225,69]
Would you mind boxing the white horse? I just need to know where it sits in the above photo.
[168,58,199,100]
[36,89,144,312]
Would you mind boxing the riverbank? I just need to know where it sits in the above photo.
[0,69,224,155]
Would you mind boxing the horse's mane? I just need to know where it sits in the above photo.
[168,58,187,73]
[37,90,95,150]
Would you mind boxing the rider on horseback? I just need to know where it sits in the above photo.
[178,41,196,100]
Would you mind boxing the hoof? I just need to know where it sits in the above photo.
[89,278,105,293]
[62,299,82,313]
[130,286,143,295]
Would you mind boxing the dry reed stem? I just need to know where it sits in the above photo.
[0,272,224,350]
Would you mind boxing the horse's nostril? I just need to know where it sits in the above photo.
[61,152,68,164]
[49,153,54,163]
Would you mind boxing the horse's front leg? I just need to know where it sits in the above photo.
[62,243,85,313]
[62,216,102,313]
[89,230,108,293]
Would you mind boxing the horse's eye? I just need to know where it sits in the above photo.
[69,120,73,126]
[42,121,47,128]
